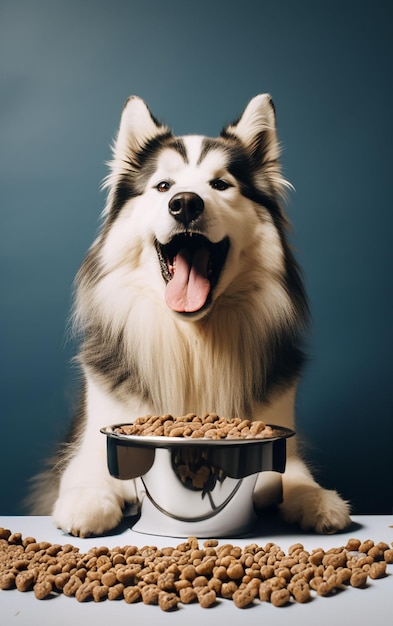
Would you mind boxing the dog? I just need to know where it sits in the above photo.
[28,94,351,537]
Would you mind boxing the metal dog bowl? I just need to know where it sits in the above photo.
[101,423,295,537]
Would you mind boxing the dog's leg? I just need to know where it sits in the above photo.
[253,388,351,533]
[52,376,147,537]
[280,457,351,534]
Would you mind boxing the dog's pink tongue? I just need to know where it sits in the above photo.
[165,247,210,313]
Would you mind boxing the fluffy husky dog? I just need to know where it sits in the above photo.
[30,94,350,536]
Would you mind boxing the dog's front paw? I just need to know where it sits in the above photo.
[52,487,124,537]
[280,485,351,534]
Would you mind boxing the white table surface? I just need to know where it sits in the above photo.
[0,514,392,626]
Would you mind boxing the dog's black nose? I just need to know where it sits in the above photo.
[168,192,204,226]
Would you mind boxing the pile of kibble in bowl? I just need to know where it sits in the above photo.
[115,413,277,439]
[1,528,392,611]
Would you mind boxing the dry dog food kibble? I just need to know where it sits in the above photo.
[115,413,276,440]
[0,529,391,611]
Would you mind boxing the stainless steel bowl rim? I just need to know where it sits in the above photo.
[100,423,295,449]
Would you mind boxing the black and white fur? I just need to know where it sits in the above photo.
[29,94,351,536]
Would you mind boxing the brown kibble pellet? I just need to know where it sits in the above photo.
[259,580,273,601]
[271,588,290,607]
[309,576,324,591]
[22,536,36,547]
[93,585,109,602]
[356,555,373,568]
[169,426,186,437]
[61,543,75,554]
[350,569,368,588]
[141,584,160,604]
[0,528,12,540]
[368,546,385,560]
[275,566,291,581]
[208,577,222,593]
[309,549,325,566]
[46,543,62,556]
[316,582,331,597]
[269,576,286,591]
[116,565,141,584]
[123,585,141,603]
[112,553,126,566]
[241,553,254,568]
[346,538,361,551]
[217,555,232,568]
[174,579,191,591]
[299,567,314,583]
[158,591,178,611]
[260,564,275,579]
[179,586,198,604]
[190,547,204,560]
[384,549,393,564]
[288,542,303,554]
[336,567,352,584]
[317,575,337,597]
[101,571,117,587]
[157,571,176,590]
[217,543,234,557]
[54,573,70,590]
[322,552,347,569]
[290,580,310,603]
[193,575,209,588]
[226,562,244,580]
[196,557,216,576]
[368,561,387,579]
[247,577,262,591]
[197,587,216,608]
[279,556,298,569]
[14,558,30,571]
[359,540,374,554]
[63,575,83,597]
[221,580,238,598]
[15,571,36,592]
[233,585,258,608]
[74,567,87,581]
[75,580,99,602]
[0,572,16,590]
[124,545,138,558]
[107,583,124,600]
[34,580,53,600]
[47,563,62,576]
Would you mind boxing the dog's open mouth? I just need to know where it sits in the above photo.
[155,233,230,314]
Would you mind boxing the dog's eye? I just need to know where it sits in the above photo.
[156,180,172,193]
[210,178,231,191]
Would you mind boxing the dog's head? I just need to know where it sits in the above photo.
[100,95,293,319]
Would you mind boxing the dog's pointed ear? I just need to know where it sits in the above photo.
[103,97,173,204]
[112,96,171,163]
[223,95,289,197]
[223,94,278,161]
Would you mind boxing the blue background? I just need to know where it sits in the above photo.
[1,0,392,516]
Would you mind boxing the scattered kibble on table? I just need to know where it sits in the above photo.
[0,528,392,611]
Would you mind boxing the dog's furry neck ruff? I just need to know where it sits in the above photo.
[76,254,306,418]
